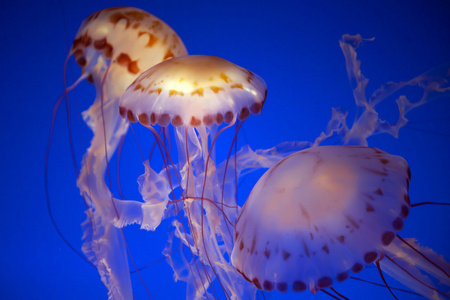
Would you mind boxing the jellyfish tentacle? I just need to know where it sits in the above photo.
[380,237,450,299]
[349,276,423,296]
[46,67,91,267]
[313,35,450,147]
[376,260,399,300]
[319,289,342,300]
[200,122,235,300]
[329,287,350,300]
[385,254,449,299]
[411,202,450,207]
[150,125,214,299]
[220,121,244,245]
[78,61,136,300]
[216,140,311,186]
[180,127,211,294]
[175,123,254,299]
[396,234,450,279]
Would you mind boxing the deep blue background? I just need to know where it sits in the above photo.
[1,0,449,299]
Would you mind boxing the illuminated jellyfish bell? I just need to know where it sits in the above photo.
[119,55,268,298]
[120,54,266,127]
[232,146,410,292]
[65,7,187,300]
[72,6,186,91]
[232,146,450,299]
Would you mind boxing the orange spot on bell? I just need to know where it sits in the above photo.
[220,72,231,83]
[119,106,127,118]
[117,53,132,67]
[73,49,84,58]
[80,32,92,47]
[210,86,224,93]
[190,116,201,127]
[171,115,183,126]
[215,113,223,125]
[138,113,149,125]
[127,110,137,122]
[203,115,214,126]
[72,37,81,49]
[224,111,234,123]
[191,88,204,96]
[76,56,87,67]
[148,88,162,95]
[128,61,140,74]
[246,70,254,83]
[103,44,113,59]
[169,90,184,96]
[238,107,250,120]
[250,102,263,115]
[150,113,157,125]
[230,83,243,89]
[86,74,94,84]
[94,38,107,50]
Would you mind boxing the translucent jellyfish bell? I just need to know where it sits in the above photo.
[120,55,266,127]
[232,146,410,292]
[232,145,450,299]
[72,6,187,92]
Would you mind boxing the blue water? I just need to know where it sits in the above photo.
[1,0,449,299]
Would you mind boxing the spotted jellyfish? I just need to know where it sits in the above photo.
[232,145,449,299]
[46,7,187,300]
[118,55,308,299]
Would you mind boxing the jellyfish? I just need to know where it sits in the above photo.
[230,35,450,300]
[47,6,187,300]
[231,145,450,299]
[117,54,310,299]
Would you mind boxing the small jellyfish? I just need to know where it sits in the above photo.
[232,146,448,298]
[47,7,187,300]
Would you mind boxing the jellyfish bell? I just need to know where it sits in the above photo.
[232,146,450,299]
[72,6,187,92]
[120,55,266,128]
[232,146,410,292]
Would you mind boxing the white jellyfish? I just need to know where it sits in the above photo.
[232,145,449,299]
